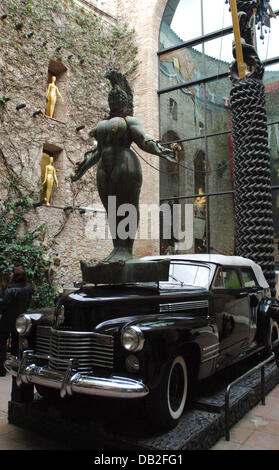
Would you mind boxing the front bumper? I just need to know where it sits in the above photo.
[5,350,149,399]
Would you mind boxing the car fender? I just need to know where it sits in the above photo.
[125,314,217,388]
[268,298,279,323]
[256,298,273,345]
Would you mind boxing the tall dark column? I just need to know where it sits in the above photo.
[229,1,276,295]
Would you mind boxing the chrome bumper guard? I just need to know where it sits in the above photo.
[5,350,149,399]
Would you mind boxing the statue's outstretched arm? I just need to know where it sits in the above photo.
[128,117,174,162]
[71,148,101,182]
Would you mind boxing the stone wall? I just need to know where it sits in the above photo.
[0,0,146,291]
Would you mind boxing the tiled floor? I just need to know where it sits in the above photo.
[211,384,279,450]
[0,373,69,450]
[1,371,279,450]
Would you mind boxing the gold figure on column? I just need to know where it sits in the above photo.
[46,76,63,118]
[43,156,58,205]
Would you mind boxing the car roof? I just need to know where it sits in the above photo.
[142,254,269,289]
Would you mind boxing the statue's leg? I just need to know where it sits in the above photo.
[46,178,54,205]
[102,155,142,262]
[46,100,50,116]
[49,97,56,118]
[97,166,118,259]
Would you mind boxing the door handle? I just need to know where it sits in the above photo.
[249,293,259,307]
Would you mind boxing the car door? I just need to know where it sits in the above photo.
[212,266,250,367]
[239,267,264,345]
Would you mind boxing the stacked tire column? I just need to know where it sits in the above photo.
[230,76,276,296]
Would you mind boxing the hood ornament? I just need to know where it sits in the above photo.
[56,304,65,327]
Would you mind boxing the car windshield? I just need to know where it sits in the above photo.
[169,263,211,288]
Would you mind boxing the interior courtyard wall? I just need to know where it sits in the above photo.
[0,0,151,291]
[2,0,279,290]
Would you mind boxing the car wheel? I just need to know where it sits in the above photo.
[270,320,279,367]
[146,355,188,430]
[271,320,279,346]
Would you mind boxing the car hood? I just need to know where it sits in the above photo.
[54,283,209,332]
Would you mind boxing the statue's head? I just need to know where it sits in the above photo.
[105,68,133,117]
[107,86,130,115]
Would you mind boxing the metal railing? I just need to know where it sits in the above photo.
[225,353,275,441]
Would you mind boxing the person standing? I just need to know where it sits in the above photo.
[0,267,32,376]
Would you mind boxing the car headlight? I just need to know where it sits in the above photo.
[16,314,32,336]
[121,325,144,352]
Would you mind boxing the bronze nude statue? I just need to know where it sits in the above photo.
[71,69,175,263]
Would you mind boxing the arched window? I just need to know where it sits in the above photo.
[194,150,205,196]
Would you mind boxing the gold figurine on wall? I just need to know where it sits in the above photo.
[42,153,58,205]
[46,76,63,118]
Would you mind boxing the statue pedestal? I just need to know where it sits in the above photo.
[80,258,170,284]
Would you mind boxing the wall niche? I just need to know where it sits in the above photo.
[45,60,68,122]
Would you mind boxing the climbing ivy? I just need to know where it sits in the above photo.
[0,186,57,309]
[0,0,139,80]
[0,0,139,124]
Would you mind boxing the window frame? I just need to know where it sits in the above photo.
[212,266,243,290]
[239,267,259,289]
[158,3,279,257]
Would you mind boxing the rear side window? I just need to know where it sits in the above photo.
[223,269,241,289]
[213,268,241,289]
[240,268,257,288]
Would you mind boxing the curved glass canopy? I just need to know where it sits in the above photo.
[158,0,279,258]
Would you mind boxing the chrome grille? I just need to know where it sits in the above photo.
[36,326,114,372]
[36,326,51,355]
[160,300,208,312]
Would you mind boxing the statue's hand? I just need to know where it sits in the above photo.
[160,147,177,164]
[166,154,177,164]
[70,155,88,182]
[71,149,100,182]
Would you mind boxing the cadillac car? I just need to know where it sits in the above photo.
[6,254,279,429]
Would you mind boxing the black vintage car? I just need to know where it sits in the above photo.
[6,254,279,429]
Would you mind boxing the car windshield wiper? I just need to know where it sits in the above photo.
[168,274,184,286]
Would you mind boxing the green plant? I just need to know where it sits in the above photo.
[0,96,9,105]
[0,190,57,309]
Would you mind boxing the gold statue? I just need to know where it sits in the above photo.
[42,155,58,205]
[194,187,206,217]
[170,143,182,162]
[46,76,63,118]
[41,152,50,202]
